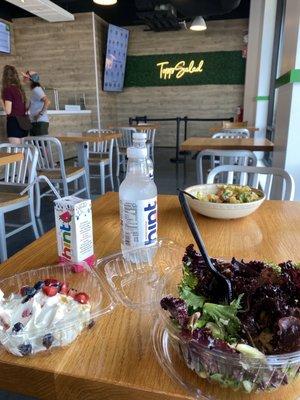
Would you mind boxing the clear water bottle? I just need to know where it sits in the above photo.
[132,132,154,179]
[119,144,158,254]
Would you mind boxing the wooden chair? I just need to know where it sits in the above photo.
[0,143,39,262]
[196,149,257,184]
[23,136,90,217]
[207,165,295,200]
[86,129,114,195]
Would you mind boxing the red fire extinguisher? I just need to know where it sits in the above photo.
[235,106,244,123]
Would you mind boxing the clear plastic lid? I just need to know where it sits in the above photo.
[97,239,185,311]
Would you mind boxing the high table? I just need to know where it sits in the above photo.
[0,193,299,400]
[53,131,121,193]
[180,137,274,152]
[0,152,23,166]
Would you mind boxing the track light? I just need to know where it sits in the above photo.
[190,16,207,31]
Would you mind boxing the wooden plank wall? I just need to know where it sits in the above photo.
[116,19,248,146]
[94,14,117,129]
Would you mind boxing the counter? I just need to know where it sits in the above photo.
[0,110,93,159]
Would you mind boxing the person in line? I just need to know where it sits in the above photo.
[22,71,50,136]
[1,65,29,144]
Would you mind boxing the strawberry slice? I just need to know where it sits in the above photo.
[44,278,60,287]
[74,292,89,304]
[59,282,69,295]
[42,286,58,297]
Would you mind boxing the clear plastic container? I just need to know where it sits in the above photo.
[0,262,115,357]
[157,266,300,394]
[99,241,300,397]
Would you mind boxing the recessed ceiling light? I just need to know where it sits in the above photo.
[190,16,207,31]
[93,0,118,5]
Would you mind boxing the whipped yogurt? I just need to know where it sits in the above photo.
[0,288,91,356]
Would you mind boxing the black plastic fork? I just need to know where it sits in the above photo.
[178,189,233,304]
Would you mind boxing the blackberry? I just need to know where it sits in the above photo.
[18,343,32,356]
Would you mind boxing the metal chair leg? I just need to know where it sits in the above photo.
[35,182,41,218]
[109,160,114,191]
[29,199,39,239]
[0,212,7,262]
[100,163,105,195]
[116,150,120,177]
[83,172,91,199]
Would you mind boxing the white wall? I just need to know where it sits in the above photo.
[272,0,300,200]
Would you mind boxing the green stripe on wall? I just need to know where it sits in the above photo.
[255,96,269,101]
[124,51,246,87]
[275,69,300,88]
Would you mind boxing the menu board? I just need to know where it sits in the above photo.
[103,24,129,92]
[0,22,11,54]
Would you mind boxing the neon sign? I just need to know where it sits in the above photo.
[156,60,204,80]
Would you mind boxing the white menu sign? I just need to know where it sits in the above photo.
[0,22,11,54]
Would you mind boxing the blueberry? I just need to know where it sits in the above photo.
[87,320,95,329]
[20,286,36,297]
[42,333,54,349]
[34,280,45,291]
[12,322,24,333]
[18,343,32,356]
[25,287,36,296]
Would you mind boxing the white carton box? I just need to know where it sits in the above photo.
[54,196,94,267]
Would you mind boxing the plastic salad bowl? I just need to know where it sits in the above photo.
[99,240,300,396]
[158,265,300,394]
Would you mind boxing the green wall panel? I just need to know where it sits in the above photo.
[124,51,246,87]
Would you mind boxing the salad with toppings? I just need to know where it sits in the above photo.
[196,184,262,204]
[160,245,300,392]
[0,278,93,356]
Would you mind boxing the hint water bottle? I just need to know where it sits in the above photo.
[119,144,158,253]
[132,132,154,179]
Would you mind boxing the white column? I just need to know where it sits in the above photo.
[243,0,277,143]
[272,0,300,200]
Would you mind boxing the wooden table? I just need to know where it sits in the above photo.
[0,193,299,400]
[180,137,274,152]
[53,132,121,193]
[0,152,23,166]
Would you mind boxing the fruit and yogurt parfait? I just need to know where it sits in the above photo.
[0,278,92,356]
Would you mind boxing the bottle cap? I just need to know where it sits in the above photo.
[133,132,147,141]
[127,146,147,159]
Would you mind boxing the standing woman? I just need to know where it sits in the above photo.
[1,65,29,144]
[22,71,50,136]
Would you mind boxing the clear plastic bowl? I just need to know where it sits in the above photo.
[0,262,115,357]
[100,241,300,395]
[158,265,300,394]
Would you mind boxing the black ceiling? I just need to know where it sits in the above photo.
[0,0,250,25]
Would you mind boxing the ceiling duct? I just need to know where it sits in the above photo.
[4,0,74,22]
[168,0,242,18]
[135,0,181,31]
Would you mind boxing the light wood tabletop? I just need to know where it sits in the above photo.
[180,137,274,152]
[0,193,299,400]
[53,131,121,143]
[0,152,24,166]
